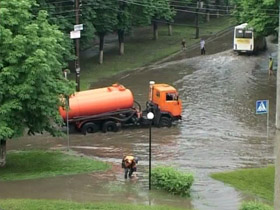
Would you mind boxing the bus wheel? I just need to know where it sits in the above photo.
[82,122,100,135]
[159,116,172,128]
[102,121,118,133]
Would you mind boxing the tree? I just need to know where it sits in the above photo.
[36,0,97,50]
[93,0,118,64]
[233,0,278,37]
[80,0,97,50]
[116,1,133,55]
[150,0,176,40]
[0,0,74,167]
[131,0,176,40]
[131,0,154,26]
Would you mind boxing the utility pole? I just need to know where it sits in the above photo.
[195,0,200,39]
[274,2,280,209]
[75,0,80,91]
[276,3,280,129]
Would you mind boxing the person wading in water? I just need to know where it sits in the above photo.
[122,155,138,179]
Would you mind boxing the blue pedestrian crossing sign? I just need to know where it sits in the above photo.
[256,100,269,114]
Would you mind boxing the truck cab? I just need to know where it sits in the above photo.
[146,83,182,127]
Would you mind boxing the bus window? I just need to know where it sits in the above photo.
[235,29,243,38]
[244,31,252,38]
[166,93,178,101]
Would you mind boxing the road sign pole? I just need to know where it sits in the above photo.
[267,100,269,140]
[256,100,269,138]
[63,70,70,151]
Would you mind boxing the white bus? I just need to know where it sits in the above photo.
[233,23,266,54]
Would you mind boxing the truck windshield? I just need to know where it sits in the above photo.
[166,93,178,101]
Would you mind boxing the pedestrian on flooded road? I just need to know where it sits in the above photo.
[181,39,186,51]
[200,38,206,55]
[268,57,273,76]
[122,155,138,179]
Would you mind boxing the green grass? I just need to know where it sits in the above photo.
[0,199,191,210]
[0,150,110,181]
[75,17,234,90]
[240,201,273,210]
[211,166,275,202]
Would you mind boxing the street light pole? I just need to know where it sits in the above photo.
[147,112,154,191]
[149,120,152,190]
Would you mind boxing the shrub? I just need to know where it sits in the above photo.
[151,166,194,196]
[240,201,273,210]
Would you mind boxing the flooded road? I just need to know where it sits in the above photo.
[1,35,278,210]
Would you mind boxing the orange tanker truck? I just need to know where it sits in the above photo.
[59,81,182,134]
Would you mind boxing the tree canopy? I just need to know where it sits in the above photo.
[93,0,118,36]
[233,0,278,36]
[0,0,74,140]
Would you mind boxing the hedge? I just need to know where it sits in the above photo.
[151,166,194,196]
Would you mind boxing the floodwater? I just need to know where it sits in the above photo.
[1,34,278,210]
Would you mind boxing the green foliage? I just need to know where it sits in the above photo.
[131,0,154,26]
[151,0,176,22]
[80,0,97,49]
[34,0,75,51]
[240,201,273,210]
[0,199,191,210]
[131,0,175,26]
[151,166,194,196]
[0,0,75,140]
[35,0,95,50]
[0,150,110,181]
[36,0,74,31]
[93,0,118,36]
[116,1,133,32]
[211,166,274,201]
[233,0,278,36]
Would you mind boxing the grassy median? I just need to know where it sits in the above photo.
[75,17,234,90]
[211,165,274,202]
[0,199,191,210]
[0,150,110,181]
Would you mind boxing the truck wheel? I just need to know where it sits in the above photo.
[102,121,118,133]
[159,116,172,128]
[82,122,99,135]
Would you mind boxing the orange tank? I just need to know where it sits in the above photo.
[59,84,134,121]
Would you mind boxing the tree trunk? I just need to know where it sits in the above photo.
[206,9,210,22]
[195,8,199,39]
[118,29,125,55]
[153,21,158,40]
[0,140,6,167]
[168,23,172,36]
[216,9,220,18]
[225,0,229,14]
[99,34,105,64]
